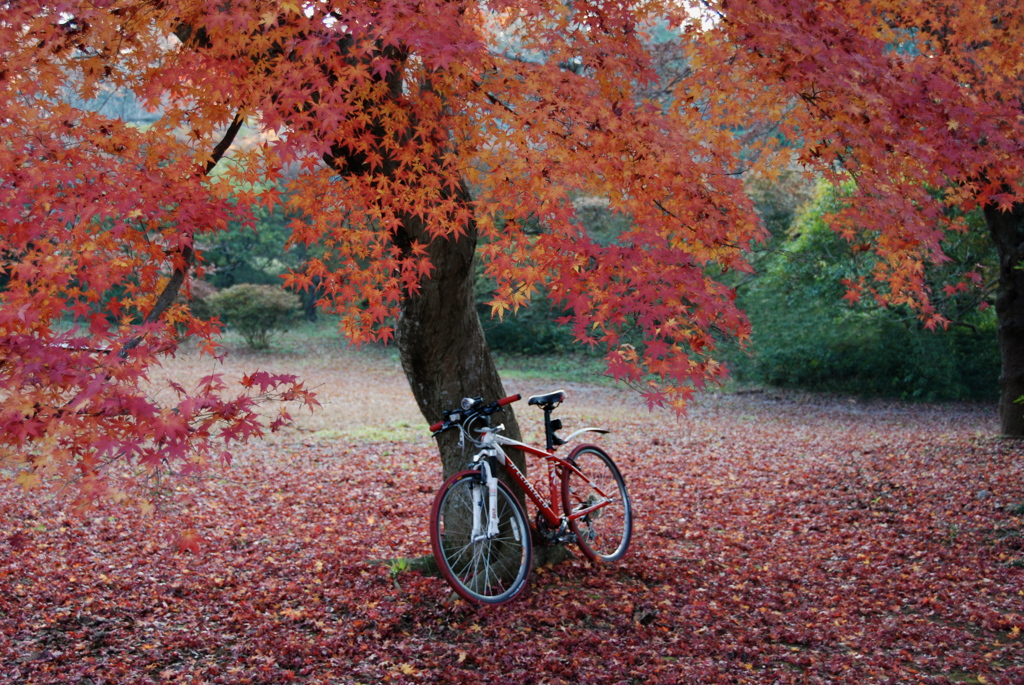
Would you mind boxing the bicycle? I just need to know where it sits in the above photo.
[427,390,632,604]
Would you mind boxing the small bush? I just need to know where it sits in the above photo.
[207,284,300,349]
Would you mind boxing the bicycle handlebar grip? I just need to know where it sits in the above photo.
[429,420,444,432]
[497,393,521,406]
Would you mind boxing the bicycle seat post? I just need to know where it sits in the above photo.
[542,404,564,451]
[528,390,567,451]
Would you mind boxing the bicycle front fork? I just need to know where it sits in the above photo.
[471,461,500,542]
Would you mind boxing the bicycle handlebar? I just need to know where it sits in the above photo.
[429,393,521,435]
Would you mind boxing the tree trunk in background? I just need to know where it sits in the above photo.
[393,182,527,485]
[985,201,1024,437]
[302,275,322,323]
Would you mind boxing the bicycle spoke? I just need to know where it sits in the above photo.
[430,472,531,604]
[562,446,632,562]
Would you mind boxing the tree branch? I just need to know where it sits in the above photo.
[120,113,245,357]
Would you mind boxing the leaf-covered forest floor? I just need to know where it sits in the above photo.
[1,344,1022,684]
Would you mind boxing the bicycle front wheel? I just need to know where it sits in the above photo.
[429,470,532,604]
[561,445,632,562]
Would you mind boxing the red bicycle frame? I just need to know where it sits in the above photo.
[479,429,613,529]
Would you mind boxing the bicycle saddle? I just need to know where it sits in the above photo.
[528,390,565,407]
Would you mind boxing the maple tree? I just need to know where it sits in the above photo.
[2,0,1022,508]
[0,0,762,502]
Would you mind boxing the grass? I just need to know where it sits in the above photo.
[213,315,370,357]
[492,351,613,386]
[328,420,422,443]
[193,316,648,444]
[216,314,892,406]
[217,314,618,388]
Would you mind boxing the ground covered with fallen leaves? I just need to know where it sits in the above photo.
[1,346,1022,684]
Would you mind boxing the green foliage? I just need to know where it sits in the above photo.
[207,284,301,350]
[479,297,577,355]
[202,202,298,289]
[728,180,999,401]
[387,557,410,578]
[730,308,998,400]
[201,195,327,321]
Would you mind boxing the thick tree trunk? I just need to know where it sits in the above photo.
[985,201,1024,437]
[392,197,574,565]
[392,184,527,483]
[316,47,526,480]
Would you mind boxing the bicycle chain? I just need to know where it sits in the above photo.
[535,512,577,545]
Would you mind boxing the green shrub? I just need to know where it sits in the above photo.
[203,195,301,289]
[207,284,301,349]
[730,303,999,400]
[479,296,577,355]
[724,179,1000,401]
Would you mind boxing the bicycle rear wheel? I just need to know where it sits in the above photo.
[429,470,532,604]
[561,445,632,562]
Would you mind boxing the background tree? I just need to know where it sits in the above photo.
[729,180,999,399]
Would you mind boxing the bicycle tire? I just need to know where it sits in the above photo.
[561,445,632,562]
[429,469,532,604]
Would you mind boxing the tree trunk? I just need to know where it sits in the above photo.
[392,183,527,484]
[302,275,321,323]
[985,200,1024,437]
[391,187,575,565]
